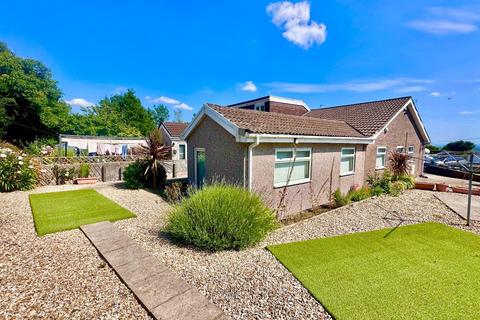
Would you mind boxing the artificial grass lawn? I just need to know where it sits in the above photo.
[268,223,480,320]
[29,189,135,236]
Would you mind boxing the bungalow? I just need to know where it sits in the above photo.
[159,122,189,179]
[181,96,430,218]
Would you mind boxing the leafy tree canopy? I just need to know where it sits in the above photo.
[0,42,70,145]
[64,89,156,137]
[442,140,476,152]
[150,104,169,126]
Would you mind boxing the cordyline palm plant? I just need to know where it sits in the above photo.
[138,128,172,189]
[388,151,410,177]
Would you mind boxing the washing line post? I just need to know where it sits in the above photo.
[466,153,474,226]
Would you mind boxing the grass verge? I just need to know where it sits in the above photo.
[268,222,480,319]
[30,189,135,236]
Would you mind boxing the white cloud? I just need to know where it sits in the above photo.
[407,7,480,35]
[430,91,455,97]
[64,98,95,108]
[394,86,428,93]
[460,110,480,115]
[265,78,434,93]
[173,103,193,111]
[266,1,326,49]
[242,81,257,92]
[147,96,180,104]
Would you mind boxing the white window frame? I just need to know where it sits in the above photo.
[178,144,186,160]
[396,146,405,153]
[274,147,312,188]
[340,147,356,176]
[254,104,265,111]
[376,146,387,169]
[408,145,415,154]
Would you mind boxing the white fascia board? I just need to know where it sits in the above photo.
[180,105,240,141]
[180,105,206,140]
[371,98,430,143]
[242,133,374,144]
[205,107,240,140]
[270,95,310,111]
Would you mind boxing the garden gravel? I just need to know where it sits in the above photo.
[0,184,151,319]
[103,185,480,320]
[3,182,480,320]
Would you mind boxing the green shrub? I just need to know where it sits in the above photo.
[24,138,57,156]
[164,183,278,251]
[53,165,76,185]
[349,186,371,202]
[389,181,405,196]
[394,174,415,190]
[164,181,192,203]
[79,163,90,178]
[0,147,37,192]
[367,170,392,194]
[123,160,145,189]
[372,186,384,196]
[333,189,351,208]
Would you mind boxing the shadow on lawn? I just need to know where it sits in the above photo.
[371,201,466,238]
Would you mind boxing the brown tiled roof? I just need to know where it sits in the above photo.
[305,96,411,136]
[208,104,364,137]
[162,122,188,138]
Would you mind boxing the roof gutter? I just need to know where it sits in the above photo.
[242,133,374,144]
[248,135,260,191]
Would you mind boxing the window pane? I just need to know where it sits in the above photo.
[179,145,186,159]
[341,148,355,155]
[377,147,386,154]
[276,150,293,160]
[376,155,385,168]
[341,157,354,173]
[408,146,414,153]
[296,150,310,158]
[274,161,309,185]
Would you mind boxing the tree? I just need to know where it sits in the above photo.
[173,109,183,123]
[425,144,441,153]
[138,128,171,189]
[0,42,70,145]
[65,89,155,137]
[150,104,169,126]
[442,140,476,152]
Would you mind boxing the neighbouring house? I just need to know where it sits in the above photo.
[181,96,430,218]
[159,122,189,179]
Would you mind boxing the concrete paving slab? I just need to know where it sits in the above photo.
[152,288,224,320]
[116,256,168,285]
[129,270,191,309]
[434,192,480,221]
[101,244,151,268]
[80,221,226,320]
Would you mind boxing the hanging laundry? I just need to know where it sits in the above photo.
[87,142,97,154]
[121,144,128,160]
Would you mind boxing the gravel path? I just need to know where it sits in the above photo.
[0,184,151,319]
[2,182,480,320]
[102,185,480,320]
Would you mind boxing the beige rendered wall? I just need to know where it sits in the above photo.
[366,105,425,179]
[251,143,366,218]
[186,116,246,186]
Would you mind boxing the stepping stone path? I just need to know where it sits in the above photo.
[81,221,227,320]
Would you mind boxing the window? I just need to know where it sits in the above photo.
[340,147,355,175]
[179,144,186,160]
[254,104,265,111]
[396,146,405,153]
[376,147,387,169]
[274,148,311,187]
[408,146,415,154]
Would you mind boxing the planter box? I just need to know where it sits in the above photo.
[435,183,450,192]
[452,186,480,196]
[415,182,435,190]
[74,177,98,185]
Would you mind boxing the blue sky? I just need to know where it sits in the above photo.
[1,0,480,145]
